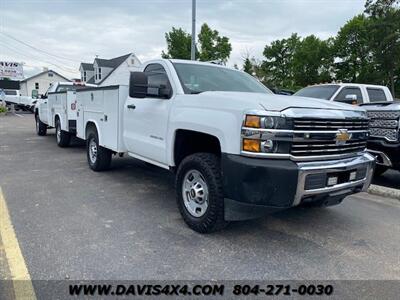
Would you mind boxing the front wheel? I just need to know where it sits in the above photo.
[176,153,227,233]
[86,130,112,171]
[35,115,47,136]
[55,119,71,147]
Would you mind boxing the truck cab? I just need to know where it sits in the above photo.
[76,59,375,233]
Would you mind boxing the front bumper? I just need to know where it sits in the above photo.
[222,152,375,221]
[367,139,400,170]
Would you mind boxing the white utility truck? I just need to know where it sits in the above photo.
[294,83,394,105]
[35,82,95,146]
[75,59,375,233]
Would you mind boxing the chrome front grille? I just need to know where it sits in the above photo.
[367,110,399,142]
[293,118,369,131]
[241,108,370,162]
[291,140,367,157]
[367,110,400,120]
[290,118,368,159]
[369,128,398,141]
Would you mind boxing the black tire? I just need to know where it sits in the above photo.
[176,153,228,233]
[35,114,47,136]
[86,129,112,171]
[55,119,71,147]
[374,165,388,177]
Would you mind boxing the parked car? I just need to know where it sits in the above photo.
[294,83,398,176]
[34,82,96,146]
[57,59,375,233]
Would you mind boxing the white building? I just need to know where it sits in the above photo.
[20,69,70,97]
[79,53,141,87]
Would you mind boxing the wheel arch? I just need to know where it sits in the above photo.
[85,120,101,144]
[172,129,222,168]
[54,113,62,129]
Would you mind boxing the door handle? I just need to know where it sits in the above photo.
[127,104,136,110]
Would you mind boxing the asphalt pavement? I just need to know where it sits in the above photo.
[0,113,399,281]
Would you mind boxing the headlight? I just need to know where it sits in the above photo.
[244,115,261,128]
[244,114,292,129]
[242,113,292,155]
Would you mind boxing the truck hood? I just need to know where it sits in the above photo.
[360,101,400,111]
[190,91,366,113]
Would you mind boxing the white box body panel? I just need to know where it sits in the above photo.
[45,91,77,131]
[76,85,128,153]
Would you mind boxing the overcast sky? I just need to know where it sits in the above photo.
[0,0,366,79]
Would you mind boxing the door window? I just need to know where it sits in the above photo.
[367,88,387,102]
[334,87,363,104]
[144,64,172,99]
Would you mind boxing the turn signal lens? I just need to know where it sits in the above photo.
[245,115,261,128]
[243,139,260,152]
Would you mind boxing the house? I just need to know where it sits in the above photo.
[79,53,141,87]
[19,68,70,97]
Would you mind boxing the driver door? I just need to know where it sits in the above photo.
[123,63,173,165]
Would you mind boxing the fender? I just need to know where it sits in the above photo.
[167,107,241,166]
[84,119,102,145]
[54,113,63,129]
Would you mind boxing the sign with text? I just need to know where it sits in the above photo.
[0,61,24,79]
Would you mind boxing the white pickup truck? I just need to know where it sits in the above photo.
[294,83,394,105]
[75,59,375,233]
[294,83,399,176]
[35,82,96,146]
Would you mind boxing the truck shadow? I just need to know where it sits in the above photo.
[372,170,400,190]
[106,156,350,238]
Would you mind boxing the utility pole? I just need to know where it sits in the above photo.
[191,0,196,60]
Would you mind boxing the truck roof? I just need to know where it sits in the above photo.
[147,58,237,71]
[311,83,389,89]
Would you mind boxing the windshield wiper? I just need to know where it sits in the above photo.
[189,90,203,94]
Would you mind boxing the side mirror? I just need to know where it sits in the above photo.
[345,94,357,101]
[158,84,172,99]
[129,72,148,98]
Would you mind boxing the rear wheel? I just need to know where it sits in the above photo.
[35,114,47,136]
[374,165,388,177]
[176,153,227,233]
[86,129,112,171]
[55,119,71,147]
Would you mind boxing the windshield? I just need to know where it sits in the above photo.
[4,90,17,95]
[294,85,340,100]
[56,85,77,92]
[173,63,272,94]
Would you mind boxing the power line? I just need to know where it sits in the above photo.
[0,42,79,76]
[0,32,81,63]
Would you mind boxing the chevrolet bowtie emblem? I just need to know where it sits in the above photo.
[336,129,351,145]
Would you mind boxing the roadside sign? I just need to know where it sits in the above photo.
[0,61,24,79]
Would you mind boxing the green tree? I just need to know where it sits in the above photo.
[197,24,232,63]
[292,35,333,87]
[365,0,400,96]
[333,15,377,83]
[161,27,193,60]
[162,24,232,63]
[262,33,300,89]
[243,57,253,74]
